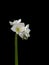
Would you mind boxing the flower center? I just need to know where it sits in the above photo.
[16,27,20,33]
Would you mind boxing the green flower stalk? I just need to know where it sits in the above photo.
[9,19,31,65]
[15,34,18,65]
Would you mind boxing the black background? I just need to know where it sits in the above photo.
[1,15,43,65]
[0,2,46,65]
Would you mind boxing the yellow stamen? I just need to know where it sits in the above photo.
[16,27,20,33]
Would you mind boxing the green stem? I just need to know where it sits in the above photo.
[15,34,18,65]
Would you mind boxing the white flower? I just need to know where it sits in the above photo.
[9,19,31,40]
[9,19,25,34]
[19,24,30,39]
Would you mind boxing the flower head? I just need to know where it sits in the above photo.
[9,19,25,34]
[9,19,31,40]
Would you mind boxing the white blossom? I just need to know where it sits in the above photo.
[9,19,25,34]
[9,19,31,40]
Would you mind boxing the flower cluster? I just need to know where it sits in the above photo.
[9,19,30,40]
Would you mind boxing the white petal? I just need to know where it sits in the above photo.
[19,31,30,39]
[26,28,31,33]
[25,33,30,37]
[11,24,17,32]
[12,20,17,25]
[13,19,21,24]
[25,24,29,29]
[17,19,21,23]
[19,32,23,38]
[9,19,21,25]
[19,32,27,39]
[9,21,13,25]
[17,23,25,27]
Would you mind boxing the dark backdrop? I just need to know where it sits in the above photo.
[1,15,42,65]
[0,1,47,65]
[0,6,44,65]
